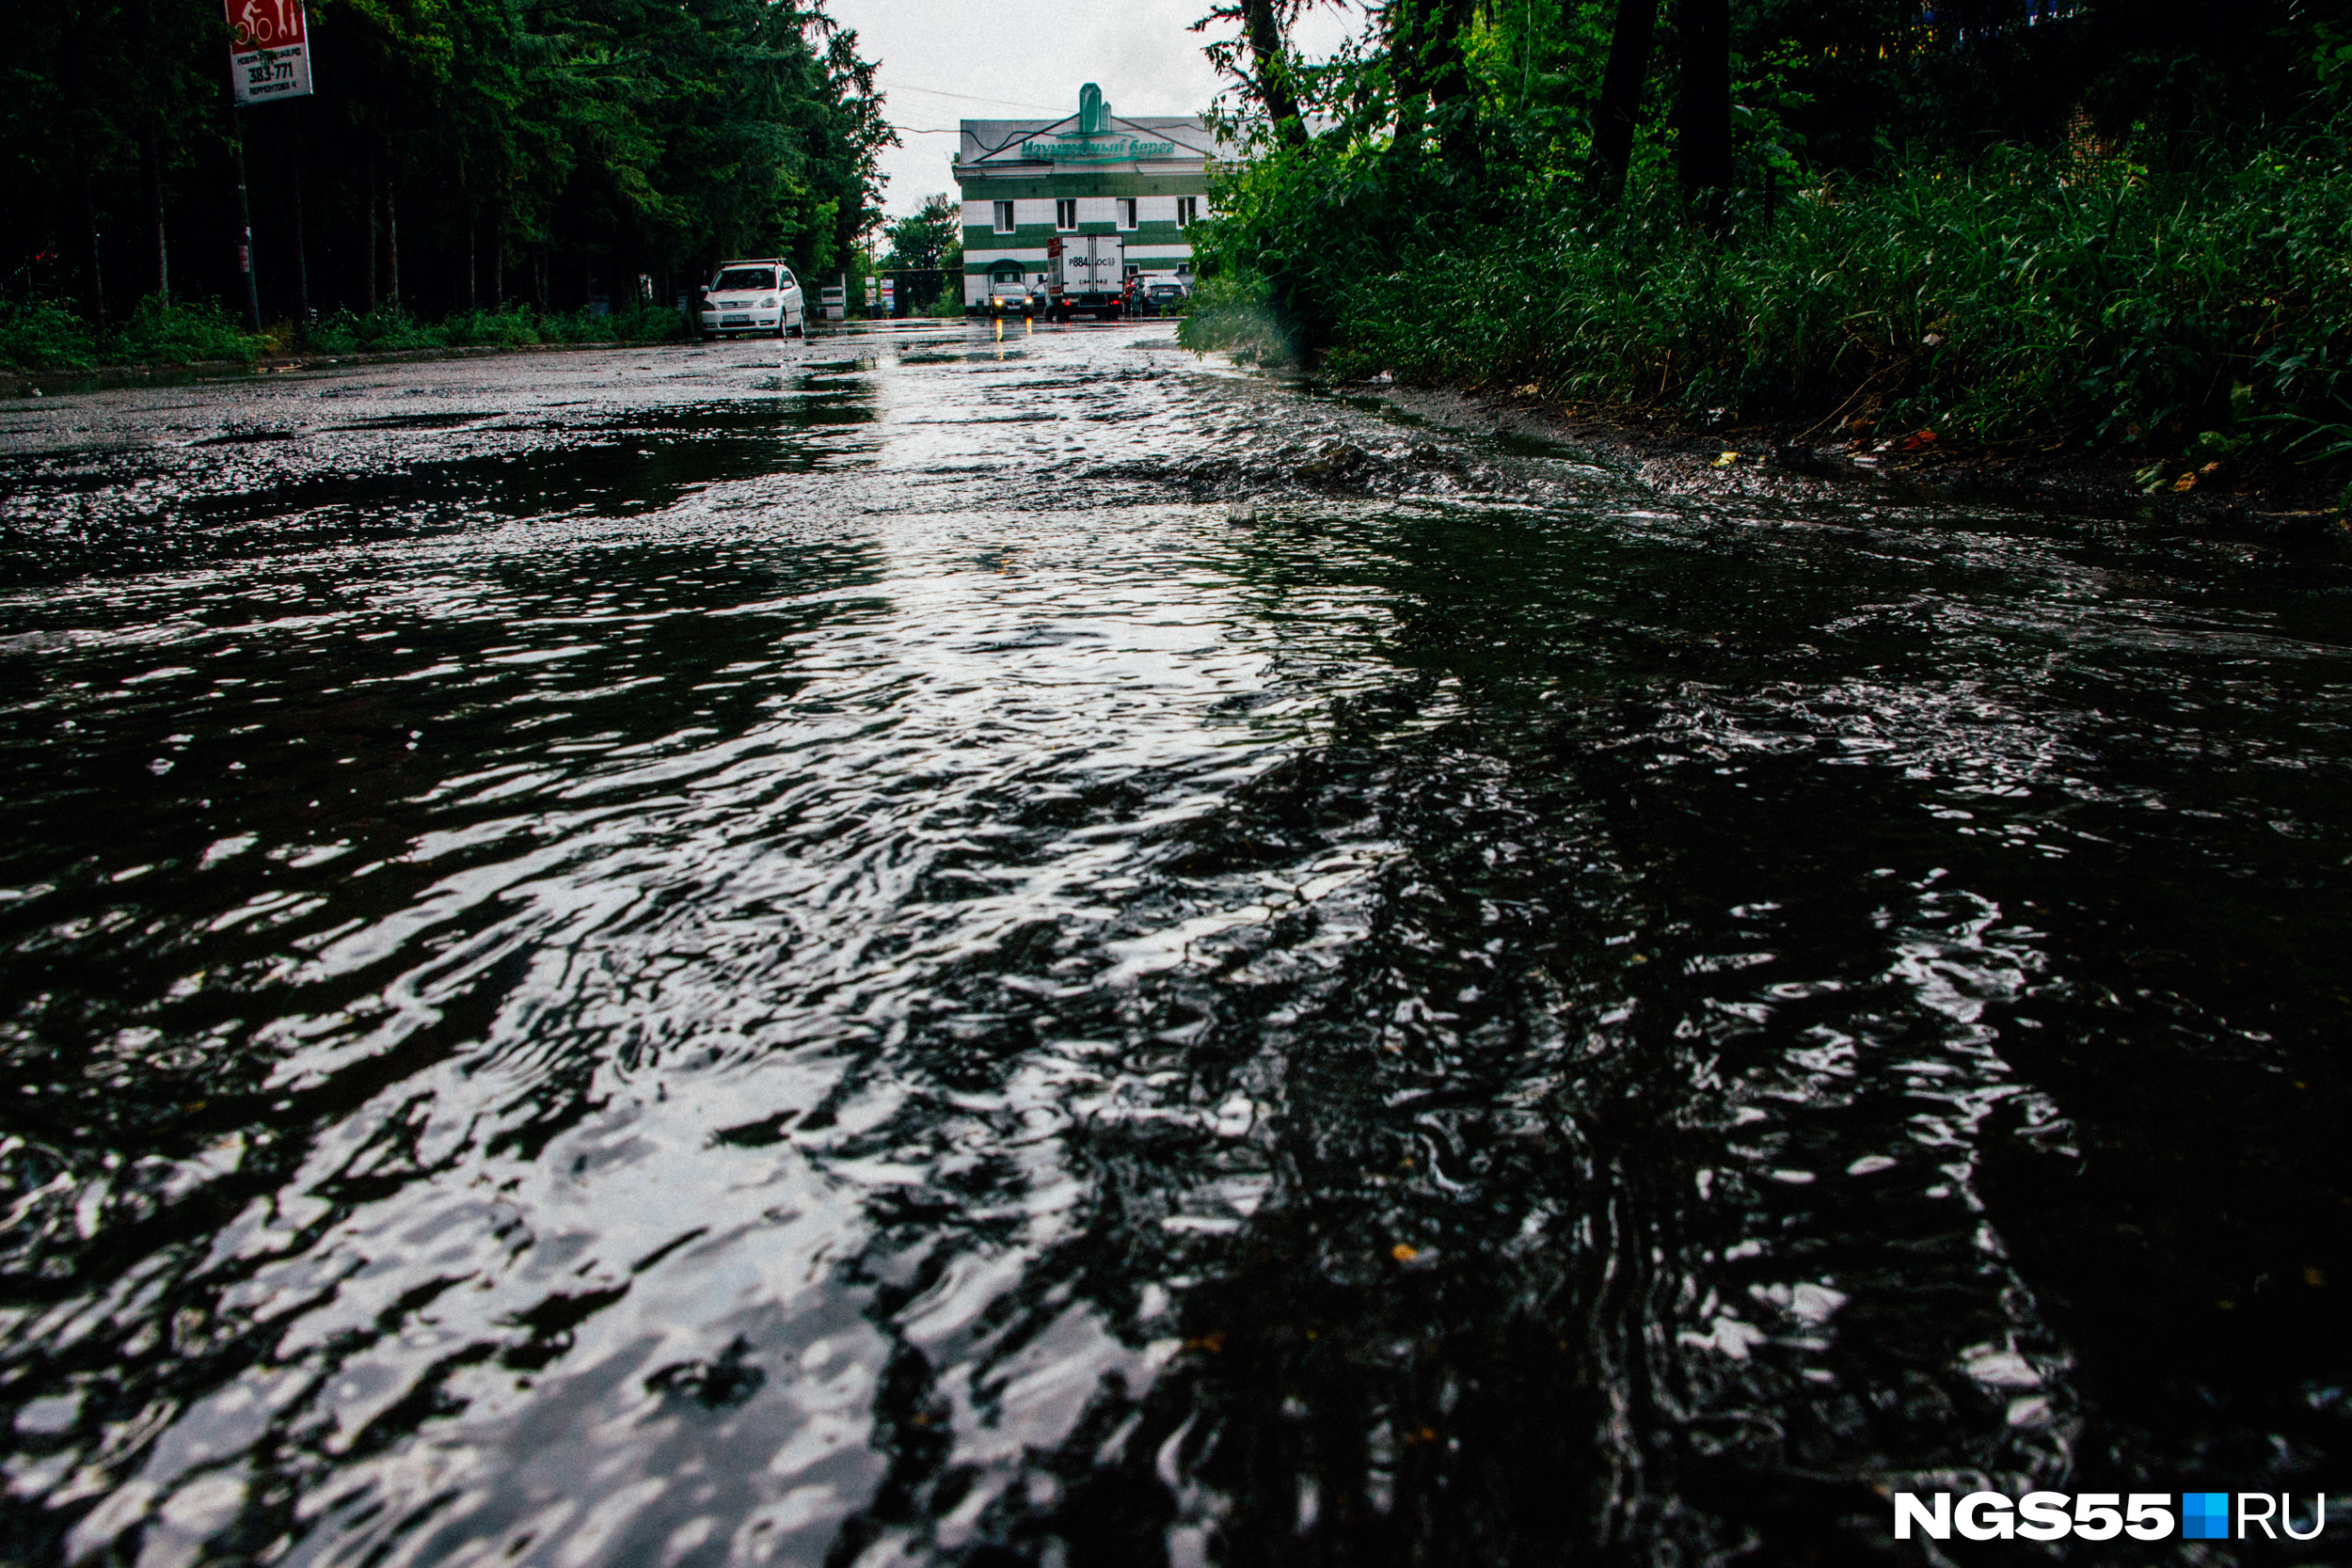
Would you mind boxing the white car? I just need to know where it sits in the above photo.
[699,260,805,340]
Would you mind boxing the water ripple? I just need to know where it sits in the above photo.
[2,325,2347,1565]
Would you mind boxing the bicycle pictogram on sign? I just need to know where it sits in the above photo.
[229,0,306,49]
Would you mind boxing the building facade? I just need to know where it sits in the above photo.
[954,85,1213,308]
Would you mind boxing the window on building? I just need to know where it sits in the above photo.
[1056,198,1078,230]
[1176,197,1200,227]
[993,201,1014,233]
[1117,198,1137,230]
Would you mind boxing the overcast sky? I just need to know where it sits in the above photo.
[827,0,1367,216]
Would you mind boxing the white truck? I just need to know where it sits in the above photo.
[1046,234,1126,322]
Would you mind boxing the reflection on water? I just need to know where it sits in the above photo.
[1,326,2347,1566]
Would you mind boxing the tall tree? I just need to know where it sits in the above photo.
[880,192,961,310]
[1675,0,1732,219]
[0,0,886,326]
[1422,0,1478,175]
[1586,0,1659,202]
[1198,0,1343,150]
[1387,0,1431,155]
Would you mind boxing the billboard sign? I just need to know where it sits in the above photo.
[227,0,313,104]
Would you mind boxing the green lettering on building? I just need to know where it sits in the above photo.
[1022,83,1177,163]
[1021,136,1178,162]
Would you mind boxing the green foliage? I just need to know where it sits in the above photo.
[3,297,266,370]
[880,192,961,315]
[0,0,885,326]
[1174,269,1297,367]
[0,300,101,372]
[882,194,961,273]
[111,297,267,364]
[1187,0,2352,488]
[2,297,680,368]
[306,302,683,355]
[1292,139,2352,449]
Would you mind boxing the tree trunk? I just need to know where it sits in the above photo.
[385,161,401,309]
[365,135,378,311]
[1587,0,1658,202]
[1389,0,1430,155]
[230,111,262,331]
[141,119,169,300]
[1427,0,1479,176]
[128,0,167,301]
[288,115,310,322]
[73,131,106,329]
[490,182,505,308]
[1675,0,1733,224]
[459,150,475,312]
[1239,0,1308,149]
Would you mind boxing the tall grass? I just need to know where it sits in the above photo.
[1185,117,2352,495]
[305,301,687,354]
[0,297,687,372]
[1,297,264,371]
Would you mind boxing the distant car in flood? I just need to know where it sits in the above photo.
[698,260,805,340]
[977,280,1040,318]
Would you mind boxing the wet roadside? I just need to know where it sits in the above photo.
[1357,381,2352,552]
[0,323,930,401]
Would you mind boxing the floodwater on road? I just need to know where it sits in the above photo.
[1,322,2347,1566]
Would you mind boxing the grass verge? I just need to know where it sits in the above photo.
[1,298,689,373]
[1183,131,2352,511]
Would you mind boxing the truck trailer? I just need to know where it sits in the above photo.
[1046,235,1126,322]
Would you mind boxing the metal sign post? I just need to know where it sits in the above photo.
[223,0,312,333]
[230,124,262,331]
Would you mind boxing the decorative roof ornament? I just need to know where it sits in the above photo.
[1016,85,1179,163]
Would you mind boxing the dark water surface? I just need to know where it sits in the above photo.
[2,325,2347,1566]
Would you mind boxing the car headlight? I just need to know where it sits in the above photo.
[759,297,777,308]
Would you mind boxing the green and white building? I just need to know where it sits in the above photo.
[955,84,1214,308]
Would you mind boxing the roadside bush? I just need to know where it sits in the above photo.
[3,296,266,369]
[436,306,545,348]
[1189,78,2352,484]
[0,299,99,370]
[4,294,686,370]
[302,302,683,354]
[305,306,441,354]
[1174,269,1299,367]
[111,297,266,364]
[576,303,688,343]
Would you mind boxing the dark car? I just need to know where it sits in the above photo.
[978,280,1039,318]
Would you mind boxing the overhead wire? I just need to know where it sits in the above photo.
[876,81,1063,112]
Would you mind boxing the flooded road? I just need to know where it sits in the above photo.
[2,322,2348,1566]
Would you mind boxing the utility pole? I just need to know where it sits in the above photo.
[230,101,262,331]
